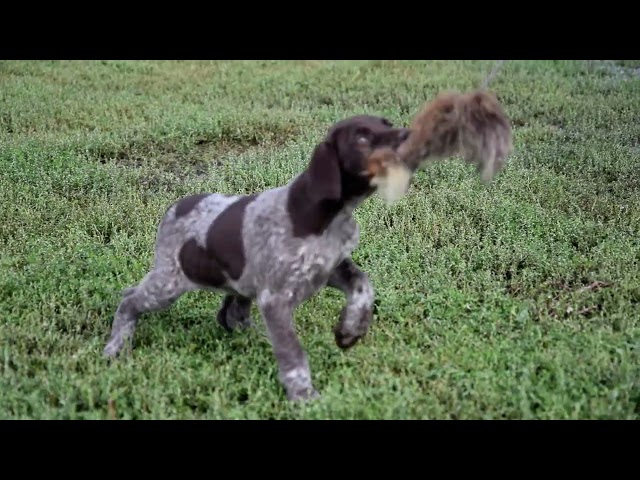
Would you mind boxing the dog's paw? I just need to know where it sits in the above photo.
[287,387,320,403]
[217,313,253,332]
[217,297,252,332]
[333,328,363,350]
[103,342,121,359]
[333,307,371,350]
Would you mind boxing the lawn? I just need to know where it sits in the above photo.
[0,60,638,419]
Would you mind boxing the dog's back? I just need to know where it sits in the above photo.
[153,182,359,301]
[159,192,241,252]
[154,191,253,292]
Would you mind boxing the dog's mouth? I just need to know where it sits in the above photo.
[361,146,414,204]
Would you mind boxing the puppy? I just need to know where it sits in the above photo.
[103,115,410,401]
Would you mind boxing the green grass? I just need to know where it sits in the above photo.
[1,60,639,419]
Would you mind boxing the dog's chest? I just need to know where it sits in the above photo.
[239,192,361,295]
[294,215,359,277]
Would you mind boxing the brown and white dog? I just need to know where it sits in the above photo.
[103,115,410,401]
[103,90,512,402]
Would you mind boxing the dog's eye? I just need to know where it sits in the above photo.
[355,128,372,145]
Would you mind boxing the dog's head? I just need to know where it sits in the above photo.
[305,115,411,204]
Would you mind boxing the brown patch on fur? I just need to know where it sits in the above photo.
[206,194,258,280]
[178,239,227,287]
[397,89,513,182]
[174,193,210,218]
[179,194,258,287]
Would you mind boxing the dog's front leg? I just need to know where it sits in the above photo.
[257,290,319,401]
[327,258,375,349]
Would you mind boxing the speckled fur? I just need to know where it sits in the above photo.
[103,115,410,401]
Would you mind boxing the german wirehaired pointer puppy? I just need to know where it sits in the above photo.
[104,115,410,401]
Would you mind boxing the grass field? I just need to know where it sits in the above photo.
[1,60,639,419]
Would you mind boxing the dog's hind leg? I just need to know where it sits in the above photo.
[327,258,375,349]
[103,268,191,358]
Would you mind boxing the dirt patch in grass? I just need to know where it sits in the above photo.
[105,140,250,176]
[97,122,306,180]
[511,274,614,321]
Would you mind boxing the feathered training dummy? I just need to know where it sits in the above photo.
[371,89,513,203]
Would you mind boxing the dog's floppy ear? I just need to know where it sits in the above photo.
[306,141,342,202]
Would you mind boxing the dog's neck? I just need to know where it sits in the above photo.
[286,171,373,238]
